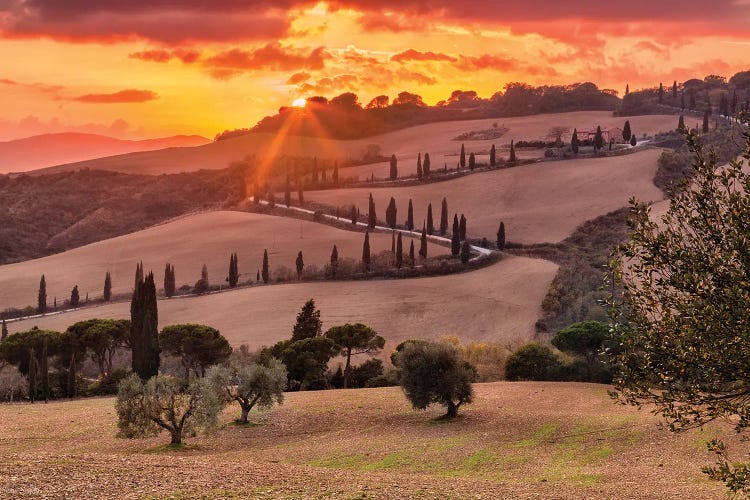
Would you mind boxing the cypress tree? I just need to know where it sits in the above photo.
[509,140,517,162]
[228,253,239,288]
[571,129,579,154]
[630,133,637,147]
[296,251,304,280]
[672,80,678,99]
[285,175,292,207]
[391,231,395,254]
[41,338,49,403]
[703,110,709,133]
[423,153,431,177]
[677,115,686,133]
[267,189,275,208]
[469,153,475,170]
[460,241,471,264]
[497,222,506,250]
[351,205,357,225]
[131,268,160,380]
[419,223,427,259]
[104,271,112,302]
[417,158,423,180]
[256,270,260,282]
[38,274,47,314]
[201,264,209,288]
[625,83,629,95]
[164,263,176,298]
[407,199,414,231]
[459,214,467,241]
[490,144,496,166]
[312,157,319,184]
[1,319,7,341]
[262,249,269,284]
[333,161,339,185]
[594,126,604,151]
[390,154,398,180]
[298,179,304,205]
[426,203,434,235]
[396,233,403,269]
[409,240,415,267]
[658,82,664,103]
[451,214,460,256]
[460,144,466,168]
[330,244,339,277]
[368,193,376,229]
[70,285,80,308]
[440,198,448,235]
[28,348,37,403]
[386,197,397,229]
[623,120,632,141]
[362,231,371,272]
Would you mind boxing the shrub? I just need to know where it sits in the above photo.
[87,368,129,396]
[0,366,27,402]
[505,343,560,381]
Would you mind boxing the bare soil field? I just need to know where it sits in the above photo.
[6,255,557,353]
[307,149,665,245]
[36,112,677,176]
[0,211,443,310]
[0,381,732,498]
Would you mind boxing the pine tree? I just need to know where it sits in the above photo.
[509,140,517,162]
[330,245,339,277]
[104,271,112,302]
[407,199,414,231]
[419,223,427,259]
[426,203,434,235]
[658,82,664,103]
[571,129,579,154]
[440,198,448,235]
[131,268,160,380]
[368,193,376,229]
[285,175,292,207]
[333,161,339,185]
[469,153,475,170]
[490,144,496,166]
[423,153,431,177]
[396,233,403,269]
[390,154,398,180]
[38,274,46,314]
[409,240,415,267]
[362,231,371,272]
[677,114,686,132]
[460,241,471,264]
[296,251,304,280]
[497,221,506,250]
[672,80,678,99]
[459,214,467,241]
[1,319,8,341]
[70,285,80,308]
[41,338,49,403]
[594,126,604,151]
[262,249,269,284]
[460,144,466,168]
[386,197,397,229]
[451,214,460,256]
[623,120,632,141]
[703,110,710,133]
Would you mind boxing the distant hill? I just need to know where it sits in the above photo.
[0,132,210,174]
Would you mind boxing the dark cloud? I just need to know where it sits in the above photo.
[71,89,158,103]
[204,44,329,79]
[391,49,456,63]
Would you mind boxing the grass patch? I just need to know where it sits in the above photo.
[513,423,558,448]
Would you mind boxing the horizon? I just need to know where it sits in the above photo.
[1,1,749,141]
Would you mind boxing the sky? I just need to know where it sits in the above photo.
[0,0,749,141]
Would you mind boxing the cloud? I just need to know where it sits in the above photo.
[71,89,159,104]
[391,49,456,63]
[204,43,330,79]
[287,72,311,84]
[457,54,519,71]
[129,49,201,63]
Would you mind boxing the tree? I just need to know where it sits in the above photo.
[505,343,559,381]
[419,223,428,259]
[131,266,159,380]
[607,127,750,493]
[497,221,506,250]
[622,120,632,142]
[460,241,471,263]
[386,197,397,229]
[284,175,292,207]
[40,338,49,402]
[330,244,339,277]
[625,83,629,95]
[395,341,475,418]
[333,161,339,185]
[440,198,448,235]
[406,199,414,231]
[677,114,686,132]
[28,348,37,403]
[160,324,232,379]
[68,319,130,378]
[681,91,686,110]
[1,319,7,342]
[451,214,460,256]
[594,126,604,151]
[362,231,371,272]
[201,264,209,288]
[292,299,322,341]
[38,274,46,314]
[672,80,678,99]
[297,179,304,205]
[396,233,403,269]
[325,323,385,388]
[267,189,275,208]
[104,272,112,302]
[703,110,710,133]
[490,144,496,166]
[228,253,239,288]
[509,140,517,162]
[658,82,664,103]
[423,153,431,177]
[116,374,222,445]
[70,285,80,308]
[409,240,415,267]
[368,193,376,229]
[206,359,286,424]
[459,214,467,241]
[350,205,357,225]
[630,133,637,147]
[312,157,319,184]
[262,249,269,284]
[270,336,337,390]
[426,203,434,235]
[164,264,176,298]
[295,251,304,279]
[468,152,475,170]
[417,158,423,179]
[0,328,61,377]
[460,144,466,168]
[389,154,398,180]
[552,321,610,364]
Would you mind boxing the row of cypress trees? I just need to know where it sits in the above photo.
[368,195,451,235]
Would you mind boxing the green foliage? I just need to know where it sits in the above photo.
[67,318,130,378]
[505,343,559,381]
[419,224,427,259]
[160,324,232,378]
[330,244,338,277]
[490,144,496,166]
[86,368,129,396]
[594,126,604,151]
[292,299,322,341]
[468,153,475,170]
[395,341,476,418]
[325,323,385,388]
[0,327,62,375]
[423,152,431,177]
[116,374,223,445]
[349,359,385,388]
[552,321,610,362]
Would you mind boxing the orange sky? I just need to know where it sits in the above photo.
[0,1,748,140]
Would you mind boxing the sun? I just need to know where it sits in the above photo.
[292,98,307,108]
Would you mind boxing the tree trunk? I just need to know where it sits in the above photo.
[240,406,249,424]
[343,348,352,389]
[170,428,182,445]
[445,401,459,419]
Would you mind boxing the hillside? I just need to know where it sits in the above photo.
[0,382,732,498]
[6,254,557,352]
[31,112,678,177]
[0,210,446,310]
[0,133,209,174]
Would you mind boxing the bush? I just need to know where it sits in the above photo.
[87,368,129,396]
[193,279,209,295]
[0,366,27,402]
[349,358,384,388]
[505,343,560,381]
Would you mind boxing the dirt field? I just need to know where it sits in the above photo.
[6,255,557,353]
[36,112,678,176]
[0,210,446,310]
[307,149,665,244]
[0,381,732,498]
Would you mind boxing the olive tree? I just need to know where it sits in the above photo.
[115,374,223,445]
[395,341,476,418]
[608,125,750,493]
[206,358,286,424]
